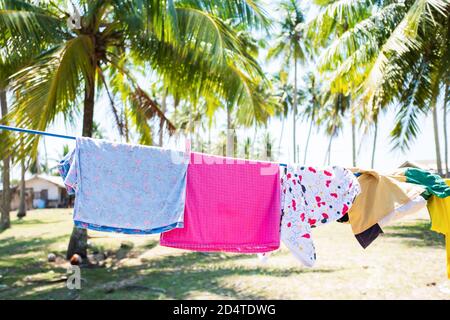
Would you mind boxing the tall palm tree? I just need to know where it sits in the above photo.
[0,8,44,229]
[0,0,271,260]
[0,85,10,230]
[267,0,308,163]
[222,29,275,157]
[309,0,449,172]
[308,0,376,167]
[370,0,449,175]
[317,91,345,165]
[302,72,321,164]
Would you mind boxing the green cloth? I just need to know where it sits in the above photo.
[404,168,450,200]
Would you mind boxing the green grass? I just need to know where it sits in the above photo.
[0,209,449,300]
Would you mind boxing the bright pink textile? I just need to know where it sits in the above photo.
[160,152,281,253]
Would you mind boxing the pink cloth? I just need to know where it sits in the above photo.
[160,152,281,253]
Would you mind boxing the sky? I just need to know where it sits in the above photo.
[7,0,443,180]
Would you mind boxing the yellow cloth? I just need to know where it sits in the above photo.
[348,168,425,234]
[427,180,450,279]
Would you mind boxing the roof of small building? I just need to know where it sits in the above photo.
[0,174,65,191]
[27,174,66,188]
[398,160,437,172]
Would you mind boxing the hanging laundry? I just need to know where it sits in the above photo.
[391,168,450,200]
[280,165,360,266]
[378,196,427,227]
[58,149,76,195]
[58,137,188,234]
[160,152,281,253]
[354,224,383,249]
[427,179,450,279]
[346,168,425,248]
[351,196,428,249]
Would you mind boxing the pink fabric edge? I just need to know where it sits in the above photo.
[160,240,280,253]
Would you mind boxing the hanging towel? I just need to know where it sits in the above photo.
[280,165,360,266]
[390,168,450,200]
[427,180,450,279]
[160,152,281,253]
[347,168,425,236]
[58,137,188,234]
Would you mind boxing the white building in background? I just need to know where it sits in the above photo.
[0,175,72,210]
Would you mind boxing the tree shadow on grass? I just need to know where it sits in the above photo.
[0,235,69,257]
[383,219,445,248]
[12,219,46,226]
[0,235,70,299]
[1,243,341,300]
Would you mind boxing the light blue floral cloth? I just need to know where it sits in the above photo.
[58,137,188,234]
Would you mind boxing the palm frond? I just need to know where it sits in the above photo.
[0,0,64,46]
[2,35,94,161]
[176,0,271,29]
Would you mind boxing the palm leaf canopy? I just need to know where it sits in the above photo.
[0,0,273,160]
[309,0,449,149]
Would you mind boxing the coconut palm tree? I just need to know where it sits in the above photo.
[317,90,346,165]
[0,84,10,230]
[267,0,309,163]
[308,0,376,167]
[221,29,276,157]
[0,10,45,229]
[309,0,449,172]
[302,72,321,164]
[362,0,449,175]
[0,0,272,260]
[272,71,292,152]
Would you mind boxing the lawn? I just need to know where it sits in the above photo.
[0,208,449,300]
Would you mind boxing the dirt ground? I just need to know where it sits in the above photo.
[0,208,449,299]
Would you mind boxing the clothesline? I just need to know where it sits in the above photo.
[0,124,289,166]
[1,123,449,278]
[0,124,76,140]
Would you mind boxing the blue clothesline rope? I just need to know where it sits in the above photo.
[0,124,76,140]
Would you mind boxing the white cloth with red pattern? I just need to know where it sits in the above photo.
[280,165,361,266]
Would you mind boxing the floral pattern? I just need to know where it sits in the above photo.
[280,165,360,266]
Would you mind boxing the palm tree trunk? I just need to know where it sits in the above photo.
[0,88,10,230]
[226,104,234,157]
[17,159,27,218]
[252,123,258,156]
[303,119,313,164]
[208,123,212,153]
[66,68,96,262]
[371,122,378,168]
[350,98,356,167]
[443,83,449,177]
[293,58,298,163]
[159,89,167,147]
[324,135,333,166]
[432,91,443,175]
[351,121,356,166]
[278,116,285,155]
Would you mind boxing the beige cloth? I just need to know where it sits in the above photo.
[348,168,425,234]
